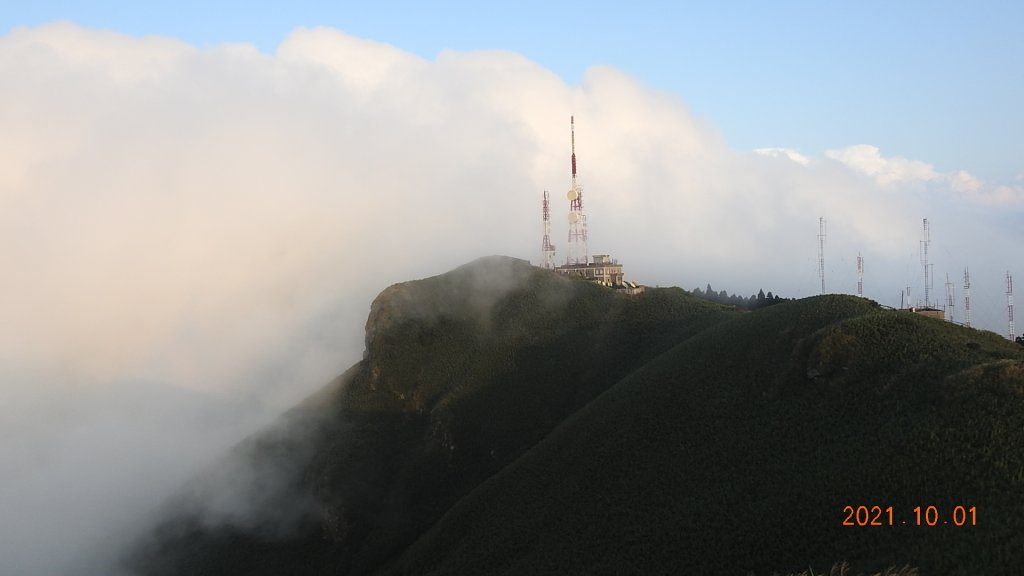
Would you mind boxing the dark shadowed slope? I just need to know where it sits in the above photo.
[128,256,735,575]
[130,257,1024,575]
[387,296,1024,576]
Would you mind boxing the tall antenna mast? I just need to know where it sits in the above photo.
[541,190,556,270]
[817,217,826,294]
[856,252,864,298]
[1008,271,1016,341]
[963,267,972,328]
[920,218,932,308]
[944,273,955,323]
[566,116,588,265]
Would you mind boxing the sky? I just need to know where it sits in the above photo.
[7,1,1023,183]
[1,3,1022,574]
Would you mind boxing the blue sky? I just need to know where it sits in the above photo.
[5,1,1022,182]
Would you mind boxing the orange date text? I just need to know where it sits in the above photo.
[842,505,976,526]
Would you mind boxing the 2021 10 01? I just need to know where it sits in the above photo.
[842,505,976,526]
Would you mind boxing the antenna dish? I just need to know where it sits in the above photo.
[568,212,580,223]
[567,188,578,201]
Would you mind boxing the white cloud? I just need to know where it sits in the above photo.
[822,145,1024,209]
[754,147,812,166]
[946,170,1024,206]
[1,22,1021,574]
[825,144,939,186]
[277,26,427,95]
[983,184,1024,206]
[949,169,984,193]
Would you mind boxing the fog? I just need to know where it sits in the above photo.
[1,22,1021,574]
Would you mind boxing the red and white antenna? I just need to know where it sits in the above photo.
[1008,271,1016,341]
[856,252,864,298]
[963,267,972,328]
[566,116,588,265]
[541,190,556,270]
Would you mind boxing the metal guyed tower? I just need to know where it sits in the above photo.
[963,267,972,328]
[540,190,556,270]
[566,116,588,265]
[1008,271,1016,341]
[944,273,955,323]
[856,253,864,298]
[920,218,933,308]
[817,217,826,294]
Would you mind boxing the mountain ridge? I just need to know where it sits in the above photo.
[128,256,1024,575]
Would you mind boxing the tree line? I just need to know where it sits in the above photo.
[690,284,791,311]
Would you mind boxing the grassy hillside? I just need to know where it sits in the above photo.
[129,256,736,575]
[387,296,1024,575]
[130,256,1024,575]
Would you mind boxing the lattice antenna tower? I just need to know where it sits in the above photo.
[920,218,932,308]
[566,116,588,265]
[541,190,556,270]
[817,217,826,294]
[856,252,864,298]
[963,267,972,328]
[944,273,955,323]
[1008,271,1016,341]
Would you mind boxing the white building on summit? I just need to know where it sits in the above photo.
[555,254,643,295]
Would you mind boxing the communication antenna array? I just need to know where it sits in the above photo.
[1009,272,1016,341]
[856,253,864,298]
[541,190,556,270]
[963,268,972,328]
[944,273,955,323]
[566,116,588,265]
[920,219,932,308]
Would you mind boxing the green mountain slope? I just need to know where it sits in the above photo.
[129,256,1024,575]
[388,296,1024,575]
[129,256,735,575]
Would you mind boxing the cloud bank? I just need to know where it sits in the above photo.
[1,22,1021,574]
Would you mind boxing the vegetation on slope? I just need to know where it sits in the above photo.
[387,296,1024,576]
[129,256,735,575]
[131,257,1024,575]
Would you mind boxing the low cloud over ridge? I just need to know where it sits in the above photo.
[1,22,1021,575]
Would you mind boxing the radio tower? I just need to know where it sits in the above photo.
[944,273,955,323]
[817,217,826,294]
[856,252,864,298]
[1008,271,1016,341]
[566,116,588,265]
[963,267,972,328]
[541,190,556,270]
[920,218,932,308]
